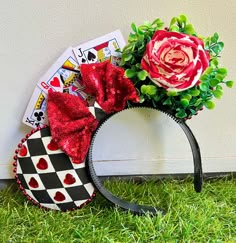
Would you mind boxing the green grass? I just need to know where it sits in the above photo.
[0,175,235,242]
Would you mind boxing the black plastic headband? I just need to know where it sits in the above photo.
[87,106,203,215]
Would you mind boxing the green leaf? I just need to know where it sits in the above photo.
[210,58,219,68]
[189,89,200,96]
[179,14,187,24]
[209,79,219,87]
[217,68,227,75]
[123,53,133,62]
[211,42,224,55]
[184,24,195,35]
[128,33,138,42]
[180,99,189,108]
[216,73,227,81]
[194,98,203,106]
[151,18,164,29]
[226,80,234,88]
[163,97,172,105]
[122,43,134,52]
[200,74,208,82]
[216,85,223,90]
[138,25,149,31]
[204,38,210,49]
[125,69,136,78]
[137,27,144,35]
[181,94,192,100]
[190,109,197,115]
[211,32,219,43]
[213,89,223,99]
[137,70,148,80]
[175,109,187,118]
[169,25,180,32]
[204,67,214,75]
[167,91,179,96]
[204,100,215,109]
[131,22,137,33]
[170,17,178,26]
[199,83,209,91]
[143,21,151,27]
[140,85,157,96]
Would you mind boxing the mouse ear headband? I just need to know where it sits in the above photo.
[13,14,233,215]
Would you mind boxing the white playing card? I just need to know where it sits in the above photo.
[23,47,82,128]
[22,86,48,128]
[36,47,79,94]
[23,31,126,129]
[73,30,126,65]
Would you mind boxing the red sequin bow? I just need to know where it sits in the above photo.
[47,61,139,163]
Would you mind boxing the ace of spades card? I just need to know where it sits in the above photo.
[73,30,126,65]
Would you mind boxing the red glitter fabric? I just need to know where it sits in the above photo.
[80,61,139,113]
[47,91,98,163]
[47,62,139,163]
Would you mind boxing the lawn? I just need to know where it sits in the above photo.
[0,175,235,242]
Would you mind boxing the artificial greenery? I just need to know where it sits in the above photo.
[119,15,234,119]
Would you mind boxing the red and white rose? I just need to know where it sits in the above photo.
[141,30,210,91]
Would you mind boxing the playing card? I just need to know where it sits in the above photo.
[37,47,80,94]
[23,47,84,128]
[23,31,126,129]
[73,30,126,65]
[22,86,48,128]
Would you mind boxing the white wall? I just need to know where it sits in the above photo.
[0,0,235,179]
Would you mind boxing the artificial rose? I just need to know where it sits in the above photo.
[141,30,210,91]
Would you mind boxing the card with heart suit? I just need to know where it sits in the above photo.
[23,31,126,129]
[23,47,80,128]
[36,47,80,94]
[73,30,126,65]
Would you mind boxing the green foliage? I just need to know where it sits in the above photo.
[169,14,196,35]
[119,14,234,119]
[204,32,224,57]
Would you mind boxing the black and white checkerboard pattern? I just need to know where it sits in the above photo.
[16,127,95,211]
[89,102,106,121]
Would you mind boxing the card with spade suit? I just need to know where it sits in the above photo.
[23,47,81,128]
[73,30,126,65]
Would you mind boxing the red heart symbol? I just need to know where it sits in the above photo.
[71,86,77,92]
[19,145,27,157]
[29,177,39,188]
[54,191,65,201]
[64,173,76,185]
[50,77,61,88]
[47,139,59,151]
[36,158,48,170]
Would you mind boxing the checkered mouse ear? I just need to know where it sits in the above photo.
[13,127,95,211]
